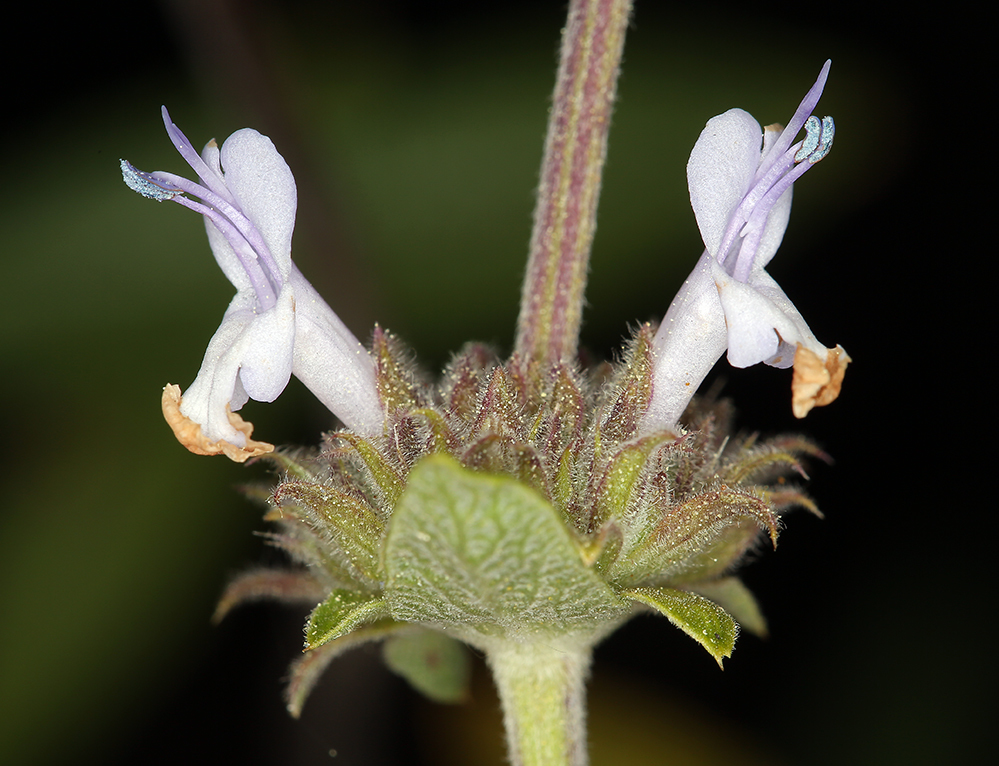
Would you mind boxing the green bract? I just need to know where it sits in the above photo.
[384,455,628,640]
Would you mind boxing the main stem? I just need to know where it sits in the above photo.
[487,640,593,766]
[515,0,632,368]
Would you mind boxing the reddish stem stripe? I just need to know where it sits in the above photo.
[516,0,631,366]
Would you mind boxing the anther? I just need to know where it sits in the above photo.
[793,115,835,164]
[811,116,835,163]
[120,160,181,201]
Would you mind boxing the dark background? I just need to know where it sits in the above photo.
[1,1,979,764]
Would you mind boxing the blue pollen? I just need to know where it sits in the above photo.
[793,116,835,164]
[811,116,835,163]
[120,159,180,201]
[795,116,822,161]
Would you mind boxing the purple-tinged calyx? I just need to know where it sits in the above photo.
[642,61,849,433]
[122,108,383,460]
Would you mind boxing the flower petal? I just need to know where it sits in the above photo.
[687,109,761,259]
[178,293,261,446]
[645,251,728,430]
[289,268,384,436]
[203,213,256,294]
[712,262,804,369]
[218,129,297,279]
[162,384,274,462]
[743,268,826,365]
[716,264,851,416]
[749,126,793,271]
[237,286,295,403]
[791,344,850,418]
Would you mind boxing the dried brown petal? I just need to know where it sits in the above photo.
[161,383,274,462]
[791,344,850,418]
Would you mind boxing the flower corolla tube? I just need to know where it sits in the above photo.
[643,60,849,432]
[121,108,383,461]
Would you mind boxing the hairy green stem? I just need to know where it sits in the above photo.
[515,0,633,367]
[487,640,593,766]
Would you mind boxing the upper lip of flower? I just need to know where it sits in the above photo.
[690,60,834,286]
[121,107,292,311]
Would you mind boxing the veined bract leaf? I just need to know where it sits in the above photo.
[691,577,768,638]
[384,455,627,642]
[304,589,389,650]
[624,586,738,667]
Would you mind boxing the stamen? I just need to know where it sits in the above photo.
[794,115,835,163]
[120,159,278,308]
[720,93,835,283]
[168,194,279,310]
[732,158,811,282]
[794,116,821,162]
[146,169,286,294]
[160,106,234,205]
[122,111,294,313]
[718,142,800,271]
[120,160,181,201]
[758,60,831,177]
[811,116,835,163]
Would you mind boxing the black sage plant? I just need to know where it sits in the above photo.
[121,1,849,763]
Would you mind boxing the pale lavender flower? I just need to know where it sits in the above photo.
[643,60,849,432]
[122,108,382,460]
